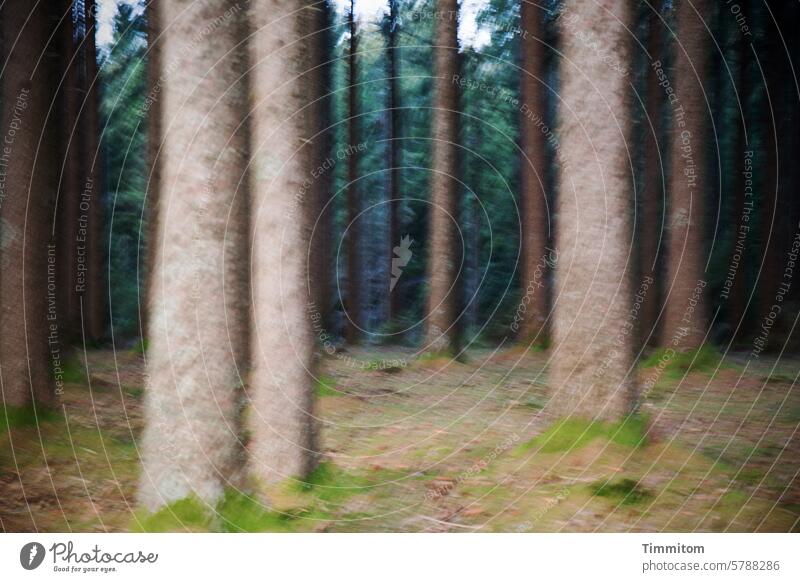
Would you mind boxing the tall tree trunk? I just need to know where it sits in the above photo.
[424,0,461,355]
[639,7,665,347]
[518,0,550,345]
[549,0,635,421]
[727,22,752,342]
[387,0,402,326]
[143,0,163,343]
[309,0,333,337]
[58,0,84,341]
[83,0,106,342]
[661,0,711,349]
[248,0,319,485]
[0,0,57,408]
[345,0,361,343]
[138,0,250,511]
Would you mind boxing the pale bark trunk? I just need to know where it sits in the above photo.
[424,0,460,355]
[248,0,319,485]
[550,0,636,421]
[518,0,550,344]
[661,0,711,349]
[138,0,250,510]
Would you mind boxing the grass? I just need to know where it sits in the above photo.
[590,478,653,506]
[515,415,649,455]
[133,462,387,532]
[639,345,728,381]
[0,404,61,434]
[315,375,341,397]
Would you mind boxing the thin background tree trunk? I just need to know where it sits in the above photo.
[639,6,665,347]
[345,0,361,343]
[424,0,461,355]
[661,0,711,349]
[518,0,550,344]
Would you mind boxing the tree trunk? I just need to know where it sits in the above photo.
[248,0,319,485]
[0,0,58,408]
[424,0,461,355]
[549,0,635,421]
[58,0,84,341]
[345,0,361,343]
[639,8,665,347]
[143,0,163,343]
[661,0,711,349]
[83,0,106,343]
[727,25,752,342]
[138,0,250,511]
[309,0,333,337]
[387,0,402,326]
[518,0,550,345]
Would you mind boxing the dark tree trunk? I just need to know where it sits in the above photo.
[661,0,712,349]
[387,0,402,327]
[424,0,461,355]
[345,0,361,343]
[83,0,106,342]
[518,0,550,345]
[0,0,59,408]
[639,7,665,347]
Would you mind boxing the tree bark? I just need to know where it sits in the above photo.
[424,0,461,355]
[0,0,58,408]
[138,0,250,511]
[387,0,402,326]
[518,0,550,344]
[345,0,361,343]
[309,0,333,337]
[57,0,84,341]
[83,0,106,343]
[661,0,711,349]
[549,0,636,421]
[143,0,163,343]
[639,8,665,347]
[248,0,319,485]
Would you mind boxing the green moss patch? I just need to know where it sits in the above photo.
[515,415,649,455]
[590,478,653,506]
[639,345,728,380]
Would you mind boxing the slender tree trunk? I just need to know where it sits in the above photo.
[661,0,711,349]
[387,0,402,326]
[143,0,163,343]
[248,0,319,486]
[549,0,635,421]
[727,26,751,341]
[309,0,333,336]
[424,0,460,355]
[138,0,250,511]
[639,8,665,347]
[58,0,84,341]
[518,0,550,345]
[83,0,105,342]
[345,1,361,343]
[0,0,57,408]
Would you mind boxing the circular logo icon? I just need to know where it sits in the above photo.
[20,542,46,570]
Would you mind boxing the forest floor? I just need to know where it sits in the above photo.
[1,344,799,532]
